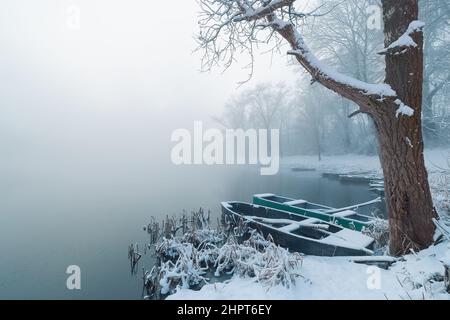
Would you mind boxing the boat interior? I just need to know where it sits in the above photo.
[262,195,333,210]
[260,195,374,222]
[227,202,342,240]
[338,213,372,222]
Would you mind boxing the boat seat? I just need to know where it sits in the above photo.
[278,223,302,233]
[245,216,328,233]
[245,216,299,226]
[331,210,358,218]
[284,200,307,206]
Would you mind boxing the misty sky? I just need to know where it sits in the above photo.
[0,2,301,299]
[0,0,299,162]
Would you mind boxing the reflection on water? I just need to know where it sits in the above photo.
[0,159,385,299]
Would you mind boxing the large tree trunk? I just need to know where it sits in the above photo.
[376,0,437,255]
[375,110,436,255]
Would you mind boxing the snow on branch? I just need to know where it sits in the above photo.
[233,0,296,22]
[270,16,397,101]
[395,99,415,118]
[196,0,305,79]
[379,20,425,56]
[197,0,399,105]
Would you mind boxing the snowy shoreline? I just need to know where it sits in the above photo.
[166,148,450,300]
[281,148,449,176]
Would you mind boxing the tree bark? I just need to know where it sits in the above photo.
[376,0,437,255]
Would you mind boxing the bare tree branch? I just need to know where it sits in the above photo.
[197,0,399,115]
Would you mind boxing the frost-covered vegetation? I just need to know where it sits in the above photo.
[132,150,450,300]
[138,209,305,299]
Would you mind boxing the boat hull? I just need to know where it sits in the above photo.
[221,202,374,257]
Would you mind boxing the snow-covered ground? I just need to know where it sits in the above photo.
[167,148,450,300]
[169,242,450,300]
[282,148,450,218]
[282,148,449,177]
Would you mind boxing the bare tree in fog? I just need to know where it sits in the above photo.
[297,87,327,161]
[421,0,450,143]
[216,82,290,130]
[308,0,383,155]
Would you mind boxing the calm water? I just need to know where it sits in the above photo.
[0,158,384,299]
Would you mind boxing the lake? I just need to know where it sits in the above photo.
[0,158,385,299]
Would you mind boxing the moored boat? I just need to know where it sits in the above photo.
[221,201,375,256]
[253,194,382,231]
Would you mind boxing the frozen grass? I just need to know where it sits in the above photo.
[140,212,304,299]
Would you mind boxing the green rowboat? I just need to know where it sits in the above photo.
[253,194,382,231]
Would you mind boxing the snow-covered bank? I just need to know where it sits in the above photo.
[281,148,450,176]
[168,242,450,300]
[166,148,450,300]
[283,148,450,219]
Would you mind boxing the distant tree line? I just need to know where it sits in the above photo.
[215,0,449,159]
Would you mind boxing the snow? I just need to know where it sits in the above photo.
[332,210,358,218]
[380,20,425,55]
[234,0,290,22]
[287,47,396,97]
[349,256,398,263]
[246,216,329,232]
[166,148,450,300]
[442,257,450,266]
[282,19,397,98]
[254,193,275,198]
[167,242,450,300]
[319,228,374,252]
[281,148,448,174]
[220,201,232,209]
[395,99,415,117]
[279,223,325,233]
[284,199,307,206]
[408,20,426,32]
[405,137,414,148]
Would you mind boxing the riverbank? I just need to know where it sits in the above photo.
[281,148,449,218]
[166,148,450,300]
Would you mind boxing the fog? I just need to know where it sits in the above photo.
[0,0,297,232]
[0,0,298,299]
[1,0,296,157]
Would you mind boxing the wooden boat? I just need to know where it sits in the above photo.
[253,194,382,231]
[221,201,375,256]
